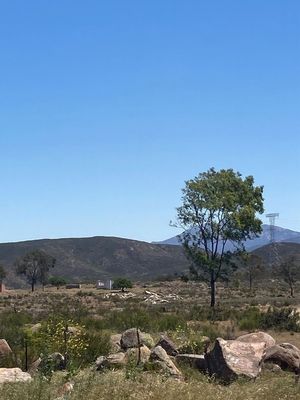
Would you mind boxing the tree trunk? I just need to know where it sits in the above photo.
[249,273,253,292]
[31,281,35,292]
[290,284,294,297]
[210,272,216,308]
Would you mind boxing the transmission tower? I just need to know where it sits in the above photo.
[266,213,280,267]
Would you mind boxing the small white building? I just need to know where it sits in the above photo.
[96,279,114,290]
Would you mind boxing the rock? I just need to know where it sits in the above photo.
[156,336,178,356]
[28,357,42,374]
[57,381,74,397]
[40,352,65,371]
[0,340,12,359]
[263,362,282,373]
[0,368,32,384]
[205,338,266,382]
[236,332,276,349]
[126,345,151,364]
[96,352,127,370]
[150,346,183,380]
[110,334,122,353]
[29,323,42,334]
[120,328,154,350]
[176,354,207,372]
[264,343,300,372]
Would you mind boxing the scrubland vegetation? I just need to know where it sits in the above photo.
[0,280,300,399]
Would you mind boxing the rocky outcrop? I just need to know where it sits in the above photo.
[236,332,275,349]
[120,328,154,350]
[150,346,183,380]
[0,340,12,359]
[40,352,65,371]
[110,334,122,353]
[126,345,151,365]
[0,368,32,384]
[264,343,300,372]
[96,352,127,369]
[156,336,178,356]
[205,338,266,382]
[176,354,207,372]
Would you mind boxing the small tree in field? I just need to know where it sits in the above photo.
[240,252,264,292]
[0,265,6,285]
[175,168,264,307]
[112,277,133,292]
[49,276,67,290]
[15,250,56,292]
[276,256,300,297]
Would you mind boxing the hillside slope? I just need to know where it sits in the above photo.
[0,236,190,288]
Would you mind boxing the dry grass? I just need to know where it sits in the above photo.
[0,370,299,400]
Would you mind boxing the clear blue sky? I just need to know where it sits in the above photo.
[0,1,299,243]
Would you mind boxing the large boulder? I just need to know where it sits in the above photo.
[120,328,154,350]
[150,345,183,380]
[205,338,266,382]
[236,332,275,349]
[110,334,122,353]
[0,340,12,359]
[96,352,127,370]
[126,345,151,365]
[264,343,300,372]
[176,354,207,372]
[0,368,32,384]
[40,352,65,371]
[156,336,178,356]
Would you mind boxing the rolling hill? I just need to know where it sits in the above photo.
[0,236,190,288]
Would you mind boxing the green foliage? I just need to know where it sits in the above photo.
[15,250,56,291]
[175,168,264,307]
[103,307,186,332]
[238,306,300,332]
[48,276,67,288]
[32,318,89,370]
[112,278,133,291]
[260,307,300,332]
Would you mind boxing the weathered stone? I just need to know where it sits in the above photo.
[28,357,42,374]
[126,345,151,364]
[263,362,282,373]
[110,334,122,353]
[0,340,12,359]
[96,352,127,369]
[205,338,266,382]
[156,336,178,356]
[236,332,275,349]
[120,328,154,350]
[40,352,65,371]
[176,354,207,372]
[150,346,183,379]
[0,368,32,384]
[29,323,42,334]
[264,343,300,372]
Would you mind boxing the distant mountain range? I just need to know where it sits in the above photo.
[2,224,300,289]
[155,225,300,251]
[0,236,190,288]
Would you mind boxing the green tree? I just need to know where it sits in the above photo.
[175,168,264,307]
[112,277,133,292]
[49,276,67,289]
[15,250,56,292]
[275,255,300,297]
[0,265,6,285]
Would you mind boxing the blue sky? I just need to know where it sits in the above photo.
[0,1,299,243]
